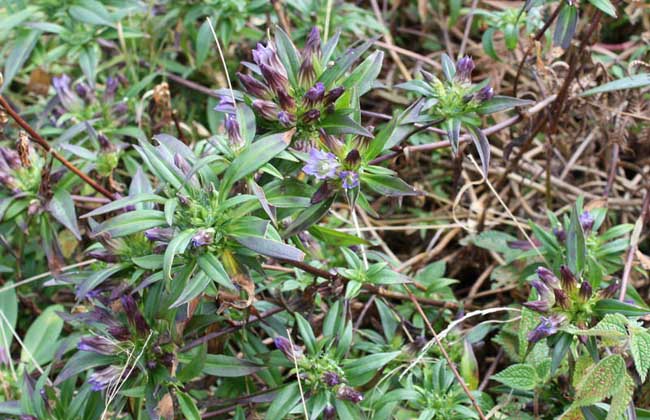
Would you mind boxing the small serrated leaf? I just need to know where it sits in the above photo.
[492,364,537,390]
[630,328,650,382]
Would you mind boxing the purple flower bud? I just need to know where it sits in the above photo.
[252,99,280,120]
[303,149,339,180]
[78,336,118,355]
[191,229,214,248]
[97,133,113,152]
[52,74,83,111]
[108,325,131,341]
[560,265,577,292]
[278,111,296,127]
[456,56,475,82]
[224,114,243,148]
[274,336,303,362]
[579,281,592,302]
[475,85,494,102]
[177,194,190,206]
[298,55,315,86]
[323,371,341,387]
[0,147,21,170]
[87,250,119,263]
[104,77,119,102]
[344,149,361,167]
[579,211,595,233]
[174,153,191,175]
[237,72,271,99]
[339,170,359,189]
[277,89,296,111]
[113,102,128,116]
[553,228,566,243]
[0,173,19,192]
[323,405,336,419]
[252,43,286,78]
[303,27,322,58]
[554,288,570,309]
[537,267,560,289]
[88,365,122,391]
[324,87,345,106]
[507,239,541,250]
[75,82,94,102]
[310,181,333,204]
[302,109,321,124]
[527,314,565,344]
[260,63,289,92]
[530,279,554,305]
[599,281,620,299]
[121,295,149,335]
[0,346,9,366]
[523,300,551,313]
[144,227,173,242]
[214,95,236,114]
[304,82,325,107]
[337,386,364,403]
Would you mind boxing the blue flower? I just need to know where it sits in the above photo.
[88,365,122,391]
[579,211,595,232]
[339,170,359,189]
[303,149,340,180]
[528,314,565,343]
[52,74,83,111]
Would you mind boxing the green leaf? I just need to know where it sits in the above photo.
[563,313,628,339]
[163,229,195,280]
[518,307,539,360]
[234,236,304,262]
[308,225,369,246]
[295,313,316,354]
[203,354,263,377]
[282,196,335,238]
[553,5,578,49]
[343,352,400,386]
[219,131,292,197]
[0,282,17,352]
[45,189,79,240]
[477,96,533,114]
[572,355,626,408]
[265,383,301,420]
[176,391,201,420]
[54,351,114,385]
[82,194,164,219]
[594,299,650,317]
[21,305,64,367]
[197,254,235,290]
[196,20,212,67]
[68,5,114,27]
[607,374,634,420]
[580,73,650,96]
[482,27,498,61]
[96,210,166,237]
[274,27,301,87]
[362,173,418,196]
[492,364,537,390]
[567,206,586,274]
[170,271,210,308]
[440,53,456,81]
[342,50,384,95]
[630,327,650,382]
[588,0,617,17]
[318,40,373,88]
[468,125,490,176]
[320,113,372,137]
[1,29,39,94]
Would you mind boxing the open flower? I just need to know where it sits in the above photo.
[339,170,359,189]
[528,314,566,343]
[302,149,340,180]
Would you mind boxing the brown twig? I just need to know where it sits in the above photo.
[0,95,115,200]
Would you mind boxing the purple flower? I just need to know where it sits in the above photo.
[75,82,94,102]
[456,56,475,82]
[0,147,22,170]
[579,211,595,233]
[554,288,570,309]
[174,153,191,175]
[277,89,296,111]
[104,77,119,102]
[121,295,149,335]
[302,149,339,180]
[224,114,243,148]
[214,95,236,114]
[260,63,289,92]
[337,386,364,403]
[87,249,119,263]
[537,267,560,289]
[304,82,325,107]
[310,181,333,204]
[323,371,341,387]
[339,171,359,189]
[88,365,122,391]
[579,281,592,302]
[274,336,303,362]
[523,300,551,313]
[52,74,82,111]
[278,111,295,127]
[324,87,345,106]
[323,405,336,419]
[191,229,214,248]
[553,228,566,242]
[528,314,565,344]
[108,326,131,341]
[237,72,270,99]
[599,281,620,299]
[0,346,9,366]
[560,265,577,292]
[144,227,173,242]
[530,279,554,305]
[252,99,280,120]
[344,149,361,166]
[252,43,286,78]
[475,85,494,102]
[303,27,322,58]
[302,109,321,124]
[78,336,118,355]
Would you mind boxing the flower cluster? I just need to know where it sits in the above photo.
[525,265,620,343]
[235,27,345,141]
